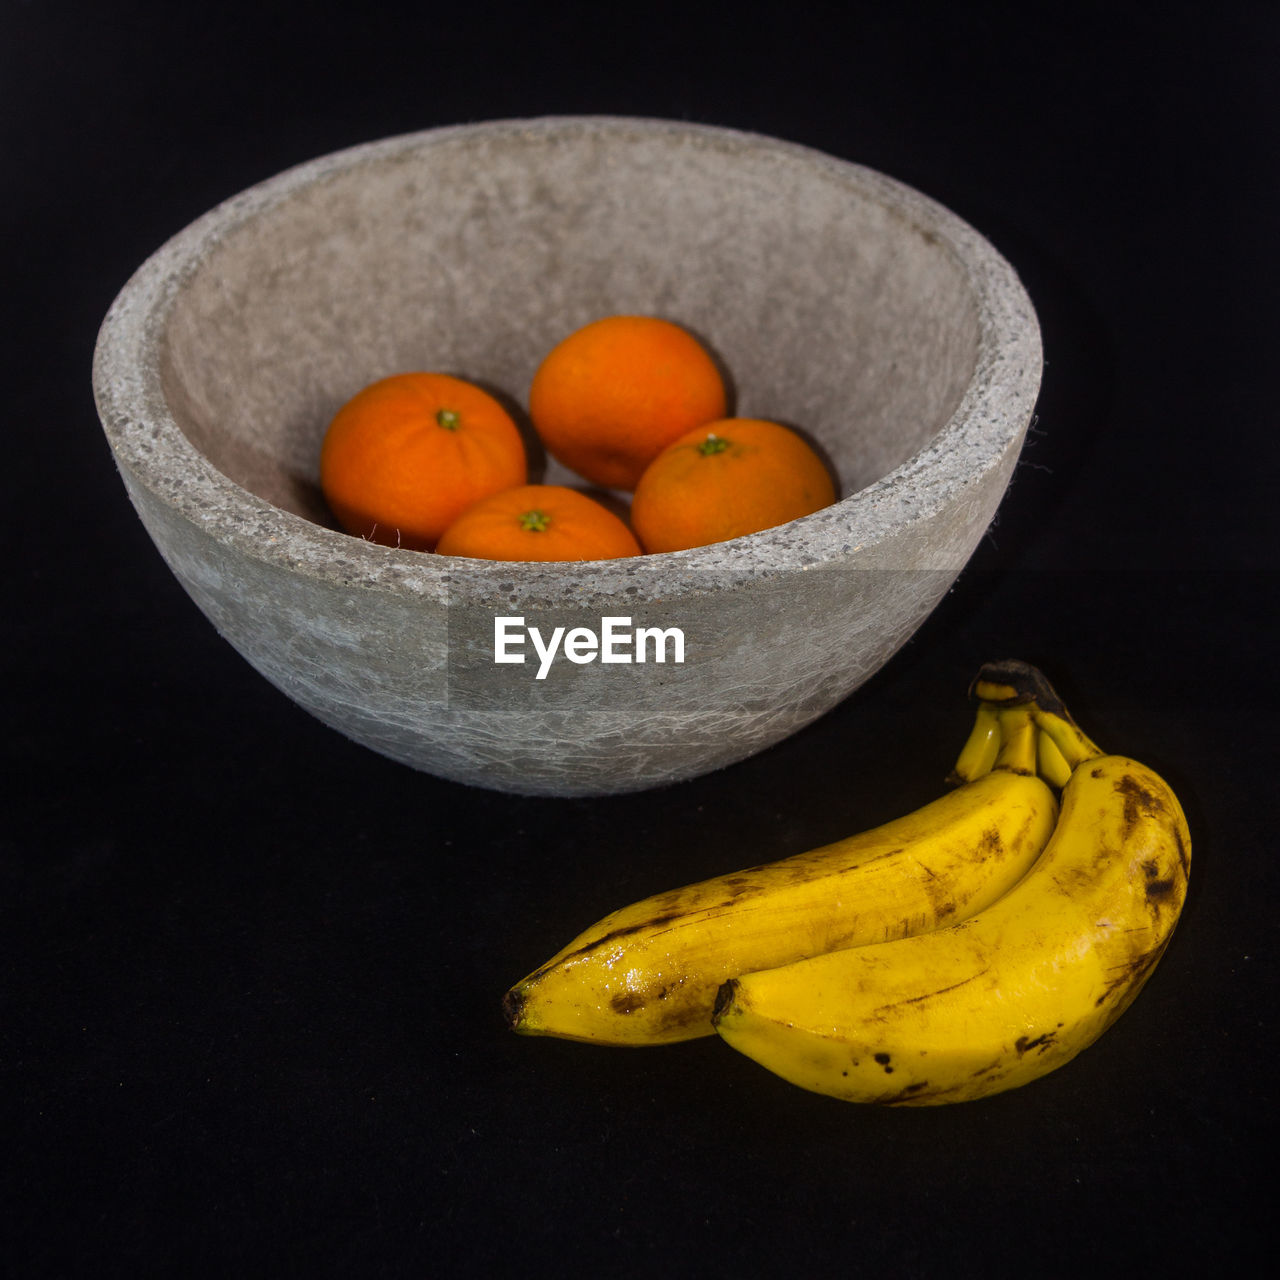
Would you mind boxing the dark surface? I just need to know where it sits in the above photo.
[4,3,1277,1274]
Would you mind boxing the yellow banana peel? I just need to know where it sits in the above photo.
[713,661,1191,1104]
[504,659,1192,1106]
[504,699,1057,1045]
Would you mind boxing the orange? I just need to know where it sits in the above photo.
[630,418,837,553]
[528,315,727,491]
[320,372,527,551]
[436,485,642,562]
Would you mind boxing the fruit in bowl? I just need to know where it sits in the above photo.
[316,314,839,561]
[319,372,527,550]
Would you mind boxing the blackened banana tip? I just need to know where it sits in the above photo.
[970,659,1066,716]
[501,986,527,1031]
[711,978,739,1023]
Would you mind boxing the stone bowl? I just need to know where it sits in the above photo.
[92,116,1041,797]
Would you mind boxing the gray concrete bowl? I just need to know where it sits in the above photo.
[92,116,1041,797]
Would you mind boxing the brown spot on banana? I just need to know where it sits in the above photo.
[542,909,686,970]
[871,968,992,1016]
[1094,938,1168,1009]
[874,1081,932,1105]
[1116,773,1169,838]
[1174,828,1191,881]
[913,857,958,921]
[1014,1031,1056,1055]
[979,826,1004,858]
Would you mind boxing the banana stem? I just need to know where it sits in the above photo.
[951,700,1002,783]
[992,704,1037,775]
[1036,728,1074,789]
[957,661,1106,787]
[967,659,1106,782]
[1032,708,1104,771]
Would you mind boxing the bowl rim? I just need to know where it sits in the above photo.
[92,114,1042,600]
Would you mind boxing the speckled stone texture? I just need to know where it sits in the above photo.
[93,117,1042,796]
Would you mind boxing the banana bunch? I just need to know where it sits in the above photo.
[504,661,1191,1105]
[505,686,1059,1044]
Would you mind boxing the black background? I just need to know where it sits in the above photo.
[5,2,1277,1274]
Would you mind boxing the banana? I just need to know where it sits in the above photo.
[503,699,1058,1045]
[712,661,1191,1105]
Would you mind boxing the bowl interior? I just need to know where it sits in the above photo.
[155,121,981,530]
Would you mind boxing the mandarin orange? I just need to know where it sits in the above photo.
[630,418,836,553]
[528,315,727,491]
[320,372,526,551]
[435,484,642,562]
